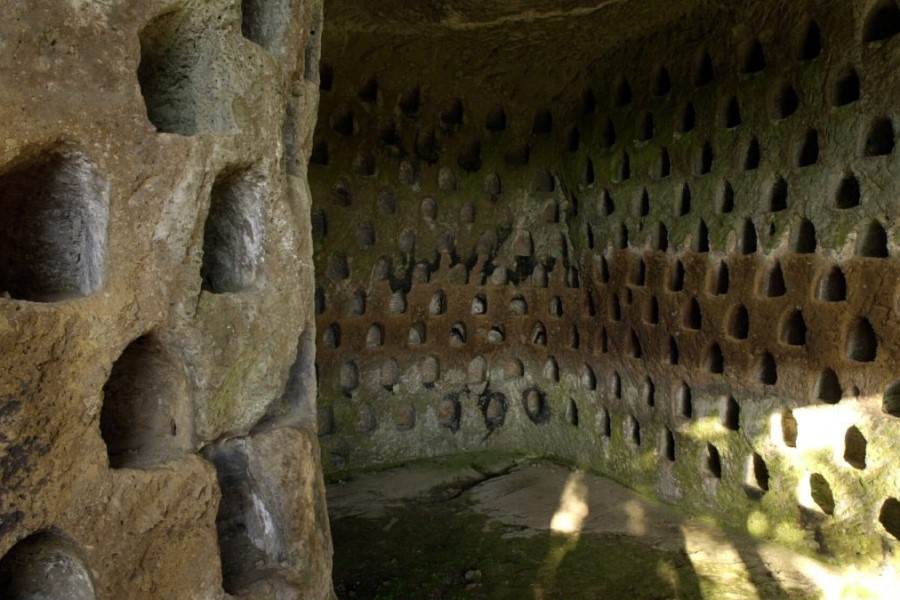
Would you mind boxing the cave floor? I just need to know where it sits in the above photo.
[326,454,847,600]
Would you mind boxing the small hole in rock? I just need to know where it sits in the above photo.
[797,129,819,167]
[809,473,835,515]
[729,304,750,339]
[864,0,900,43]
[832,68,860,106]
[844,426,867,469]
[817,266,847,302]
[706,444,722,478]
[816,368,842,403]
[846,318,877,362]
[864,118,895,156]
[856,220,889,257]
[741,39,766,73]
[798,20,822,61]
[745,137,761,170]
[758,352,778,385]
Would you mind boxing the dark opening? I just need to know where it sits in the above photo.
[880,499,900,539]
[792,218,817,253]
[646,296,660,324]
[676,382,692,418]
[697,142,714,175]
[670,260,685,292]
[643,377,656,407]
[709,261,729,295]
[797,129,819,167]
[684,298,702,330]
[694,50,714,85]
[816,368,842,404]
[138,10,203,135]
[864,0,900,43]
[864,118,895,156]
[485,106,507,132]
[772,84,800,119]
[718,182,734,215]
[729,304,750,339]
[457,139,481,172]
[398,86,421,117]
[358,77,378,103]
[101,335,189,469]
[0,532,95,600]
[654,67,672,95]
[832,68,860,106]
[856,220,889,257]
[883,380,900,416]
[723,396,740,430]
[750,453,770,495]
[758,352,778,385]
[739,219,757,254]
[638,190,650,217]
[630,417,642,446]
[601,118,617,147]
[615,77,632,106]
[694,220,710,252]
[763,262,787,297]
[669,337,680,365]
[532,109,552,134]
[723,97,742,128]
[809,473,835,515]
[201,167,265,294]
[770,177,788,212]
[844,426,867,469]
[836,173,860,209]
[654,223,669,252]
[582,158,595,186]
[664,428,676,461]
[331,109,354,136]
[706,343,724,374]
[741,39,766,73]
[846,318,878,362]
[679,102,697,133]
[706,444,722,478]
[679,183,692,215]
[781,310,807,346]
[0,147,109,302]
[440,98,464,128]
[817,266,847,302]
[745,137,761,170]
[798,19,822,60]
[657,148,672,178]
[617,153,631,181]
[639,113,654,141]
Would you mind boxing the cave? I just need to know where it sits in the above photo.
[3,0,900,598]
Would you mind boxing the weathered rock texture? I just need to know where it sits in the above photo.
[0,1,332,598]
[313,0,900,573]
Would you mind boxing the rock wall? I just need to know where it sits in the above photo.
[312,0,900,570]
[0,1,332,598]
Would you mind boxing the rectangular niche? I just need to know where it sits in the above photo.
[0,147,109,302]
[201,166,267,294]
[100,334,192,469]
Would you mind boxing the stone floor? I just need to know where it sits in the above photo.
[327,454,893,599]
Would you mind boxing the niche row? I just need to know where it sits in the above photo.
[0,148,267,303]
[138,3,316,135]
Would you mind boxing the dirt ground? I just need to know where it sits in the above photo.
[325,453,861,599]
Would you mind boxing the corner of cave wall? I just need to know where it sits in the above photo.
[0,1,332,598]
[311,0,900,571]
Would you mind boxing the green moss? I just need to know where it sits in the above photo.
[331,493,704,600]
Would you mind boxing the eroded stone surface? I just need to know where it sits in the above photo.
[312,0,900,575]
[0,1,332,597]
